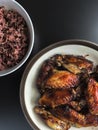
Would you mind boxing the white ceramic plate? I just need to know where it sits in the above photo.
[20,39,98,130]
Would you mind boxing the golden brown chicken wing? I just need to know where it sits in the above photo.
[62,55,93,74]
[52,106,98,127]
[39,89,73,108]
[37,60,54,94]
[34,106,71,130]
[52,106,86,127]
[50,54,93,74]
[86,78,98,115]
[45,70,79,89]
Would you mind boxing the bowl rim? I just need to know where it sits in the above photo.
[20,39,98,130]
[0,0,34,76]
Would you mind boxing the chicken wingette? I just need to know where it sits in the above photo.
[62,55,93,74]
[52,106,86,127]
[52,106,98,127]
[34,106,71,130]
[39,89,73,108]
[86,78,98,115]
[50,54,93,74]
[45,70,79,89]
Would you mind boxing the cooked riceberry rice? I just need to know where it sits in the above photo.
[0,6,29,71]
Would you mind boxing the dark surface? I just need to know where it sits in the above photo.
[0,0,98,130]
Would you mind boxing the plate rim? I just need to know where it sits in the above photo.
[20,39,98,130]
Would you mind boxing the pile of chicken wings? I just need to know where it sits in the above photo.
[34,54,98,130]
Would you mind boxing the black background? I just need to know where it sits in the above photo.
[0,0,98,130]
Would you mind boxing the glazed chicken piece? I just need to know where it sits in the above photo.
[52,106,86,127]
[35,106,98,129]
[37,60,54,94]
[45,70,79,89]
[86,78,98,115]
[63,55,93,74]
[34,106,71,130]
[52,54,93,74]
[37,54,92,93]
[52,106,98,127]
[39,89,74,108]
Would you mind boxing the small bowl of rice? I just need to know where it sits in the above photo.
[0,0,34,76]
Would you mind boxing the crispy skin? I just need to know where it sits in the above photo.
[39,89,73,108]
[62,55,93,74]
[34,106,71,130]
[52,106,98,127]
[51,54,93,74]
[52,107,86,127]
[37,60,54,84]
[45,71,79,89]
[37,54,93,93]
[35,106,98,128]
[37,60,54,94]
[86,78,98,115]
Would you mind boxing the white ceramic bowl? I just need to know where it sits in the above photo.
[0,0,34,76]
[20,39,98,130]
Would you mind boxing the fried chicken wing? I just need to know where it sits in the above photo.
[52,106,86,127]
[62,55,93,74]
[34,106,71,130]
[39,89,73,108]
[51,54,93,74]
[37,60,54,94]
[86,78,98,115]
[53,106,98,127]
[45,70,79,89]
